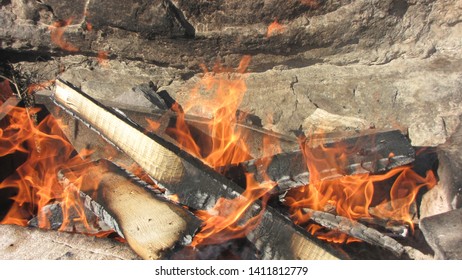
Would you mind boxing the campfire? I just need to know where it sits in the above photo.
[1,0,461,260]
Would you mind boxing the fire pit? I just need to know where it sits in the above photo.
[1,0,461,260]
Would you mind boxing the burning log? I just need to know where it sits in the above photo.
[301,208,431,259]
[52,78,343,259]
[59,159,201,260]
[225,130,416,193]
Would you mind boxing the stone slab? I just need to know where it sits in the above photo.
[420,208,462,260]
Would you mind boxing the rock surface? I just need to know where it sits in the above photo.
[420,115,462,217]
[1,0,461,70]
[420,208,462,259]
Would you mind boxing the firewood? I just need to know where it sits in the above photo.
[301,208,431,259]
[225,130,416,193]
[59,159,201,260]
[54,79,185,183]
[52,78,343,260]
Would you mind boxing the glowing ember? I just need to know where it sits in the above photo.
[266,20,286,38]
[284,134,437,243]
[49,19,79,52]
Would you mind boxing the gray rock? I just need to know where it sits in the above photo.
[420,208,462,259]
[436,115,462,208]
[1,0,461,70]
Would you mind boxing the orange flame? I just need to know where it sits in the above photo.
[192,174,275,247]
[146,118,161,132]
[156,56,277,246]
[0,95,119,238]
[49,19,79,52]
[0,104,88,227]
[266,20,286,38]
[191,131,278,247]
[285,134,437,243]
[166,55,253,169]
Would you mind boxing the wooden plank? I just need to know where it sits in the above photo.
[225,130,416,193]
[53,79,186,183]
[59,159,201,260]
[52,78,343,260]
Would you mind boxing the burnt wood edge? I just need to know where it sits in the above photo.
[311,207,433,260]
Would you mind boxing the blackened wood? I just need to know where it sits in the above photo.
[226,130,416,193]
[53,78,343,260]
[59,159,201,260]
[302,208,430,259]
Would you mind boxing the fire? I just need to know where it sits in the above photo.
[191,175,275,246]
[49,19,79,52]
[284,134,437,243]
[166,55,253,169]
[191,132,279,246]
[0,82,109,235]
[0,104,84,227]
[155,56,277,246]
[266,20,286,38]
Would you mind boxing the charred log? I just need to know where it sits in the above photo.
[301,208,431,260]
[225,130,416,193]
